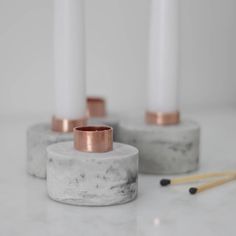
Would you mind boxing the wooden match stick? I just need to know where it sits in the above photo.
[189,174,236,195]
[160,171,236,186]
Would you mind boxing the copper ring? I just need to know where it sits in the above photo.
[146,111,180,125]
[74,126,113,153]
[52,116,87,133]
[87,97,106,118]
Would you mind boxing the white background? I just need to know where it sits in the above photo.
[0,0,236,116]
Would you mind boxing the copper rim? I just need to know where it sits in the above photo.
[146,111,180,125]
[74,126,113,153]
[87,97,106,118]
[52,116,87,133]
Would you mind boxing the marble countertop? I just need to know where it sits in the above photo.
[1,109,236,236]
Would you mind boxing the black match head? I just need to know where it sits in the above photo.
[189,187,198,195]
[160,179,171,186]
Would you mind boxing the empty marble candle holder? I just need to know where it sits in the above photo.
[87,97,119,141]
[117,112,200,175]
[47,126,139,206]
[27,117,86,179]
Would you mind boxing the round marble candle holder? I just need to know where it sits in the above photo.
[117,119,200,175]
[47,126,139,206]
[27,123,73,179]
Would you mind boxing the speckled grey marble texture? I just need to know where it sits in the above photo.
[117,119,200,175]
[27,123,73,179]
[47,142,139,206]
[88,116,119,141]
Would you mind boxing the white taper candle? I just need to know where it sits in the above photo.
[148,0,180,113]
[54,0,86,120]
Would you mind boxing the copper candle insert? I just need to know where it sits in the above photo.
[146,111,180,125]
[87,97,106,118]
[74,126,113,153]
[52,116,87,133]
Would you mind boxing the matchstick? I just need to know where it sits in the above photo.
[160,171,236,186]
[189,175,236,195]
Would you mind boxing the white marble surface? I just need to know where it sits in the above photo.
[1,109,236,236]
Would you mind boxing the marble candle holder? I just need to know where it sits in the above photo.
[27,117,86,179]
[117,118,200,175]
[27,123,73,178]
[47,126,139,206]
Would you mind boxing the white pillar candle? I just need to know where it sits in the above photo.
[54,0,86,120]
[148,0,180,113]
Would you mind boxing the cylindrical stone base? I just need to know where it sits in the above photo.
[47,142,139,206]
[88,116,119,141]
[117,119,200,175]
[27,123,73,179]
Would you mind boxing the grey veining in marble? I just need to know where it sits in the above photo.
[47,142,139,206]
[27,123,73,179]
[117,119,200,175]
[88,116,119,141]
